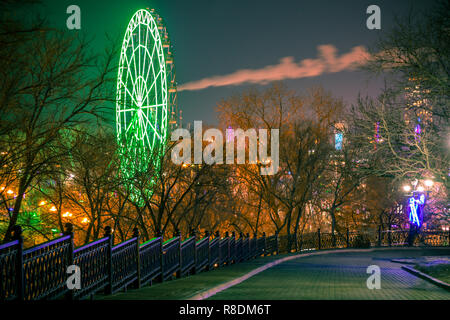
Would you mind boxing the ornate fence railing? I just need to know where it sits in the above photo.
[209,237,220,268]
[235,237,242,263]
[162,236,181,281]
[180,236,196,276]
[139,236,162,286]
[111,235,139,294]
[266,234,278,255]
[195,237,209,272]
[219,237,229,266]
[1,224,448,300]
[72,236,109,299]
[229,235,236,263]
[0,239,20,300]
[242,236,249,261]
[22,234,72,300]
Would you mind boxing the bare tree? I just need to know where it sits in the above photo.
[217,83,345,247]
[357,0,449,195]
[0,3,117,241]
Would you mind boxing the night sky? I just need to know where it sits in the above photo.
[33,0,435,126]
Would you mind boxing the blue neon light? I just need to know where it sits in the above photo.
[408,194,425,227]
[335,133,343,150]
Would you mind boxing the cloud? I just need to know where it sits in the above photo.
[178,45,370,92]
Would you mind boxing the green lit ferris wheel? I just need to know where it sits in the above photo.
[116,9,177,199]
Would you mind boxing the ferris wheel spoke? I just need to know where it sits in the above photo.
[120,81,139,107]
[146,38,162,103]
[118,108,137,113]
[144,123,152,148]
[139,113,152,148]
[137,113,144,139]
[144,38,157,88]
[138,45,151,98]
[125,121,134,135]
[142,22,150,80]
[139,104,165,109]
[125,112,139,134]
[130,54,140,97]
[130,29,139,89]
[122,54,138,89]
[140,111,162,141]
[143,69,162,100]
[141,52,148,96]
[138,24,141,95]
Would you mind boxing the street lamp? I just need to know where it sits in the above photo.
[424,179,433,187]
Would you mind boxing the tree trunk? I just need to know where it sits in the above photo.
[3,175,28,242]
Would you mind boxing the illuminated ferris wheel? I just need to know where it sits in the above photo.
[116,8,177,197]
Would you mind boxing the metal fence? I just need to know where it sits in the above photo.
[1,224,449,300]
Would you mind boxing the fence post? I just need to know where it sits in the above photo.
[214,231,220,266]
[377,226,382,247]
[275,232,279,255]
[225,231,230,264]
[294,233,298,252]
[156,229,164,282]
[231,231,236,263]
[388,224,392,247]
[63,223,74,300]
[239,232,244,261]
[331,230,336,248]
[246,233,250,259]
[346,228,350,248]
[205,230,210,271]
[262,232,267,256]
[317,229,321,250]
[133,228,141,289]
[190,228,197,274]
[104,226,113,295]
[12,225,24,301]
[253,232,257,258]
[175,229,181,278]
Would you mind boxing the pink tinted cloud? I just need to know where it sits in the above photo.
[178,45,370,92]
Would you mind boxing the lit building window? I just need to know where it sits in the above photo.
[335,133,343,150]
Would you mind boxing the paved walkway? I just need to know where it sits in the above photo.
[208,249,450,300]
[100,247,450,300]
[100,254,285,300]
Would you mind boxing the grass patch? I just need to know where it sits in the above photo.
[415,263,450,284]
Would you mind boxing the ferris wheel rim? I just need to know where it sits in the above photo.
[115,8,171,176]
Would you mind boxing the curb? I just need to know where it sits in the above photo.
[391,259,416,264]
[401,265,450,292]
